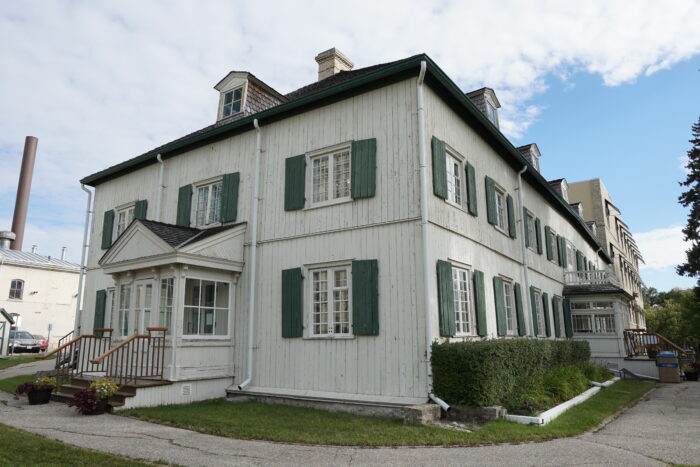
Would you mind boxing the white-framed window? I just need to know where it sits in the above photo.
[222,87,243,118]
[9,279,24,300]
[502,278,517,335]
[309,145,351,206]
[115,205,135,238]
[310,265,352,337]
[133,281,154,334]
[533,288,545,337]
[495,187,507,232]
[571,301,616,335]
[194,180,223,228]
[159,278,174,335]
[118,284,131,337]
[446,152,462,206]
[526,212,536,250]
[452,267,475,335]
[566,241,576,271]
[486,102,498,126]
[183,278,230,336]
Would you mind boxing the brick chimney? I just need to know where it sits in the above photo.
[315,48,353,81]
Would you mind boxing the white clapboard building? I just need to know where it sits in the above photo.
[71,50,644,411]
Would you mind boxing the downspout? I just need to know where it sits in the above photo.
[416,61,450,412]
[156,154,164,222]
[238,118,262,391]
[73,184,93,336]
[516,166,534,335]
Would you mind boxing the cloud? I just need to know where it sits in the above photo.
[0,217,84,264]
[634,225,689,271]
[1,0,699,247]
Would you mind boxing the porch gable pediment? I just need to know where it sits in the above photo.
[100,223,172,266]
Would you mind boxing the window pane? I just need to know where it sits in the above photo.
[333,151,350,198]
[504,282,515,333]
[312,270,329,335]
[223,103,232,117]
[224,91,233,104]
[572,314,593,333]
[184,279,200,306]
[200,308,214,334]
[202,281,216,307]
[208,183,222,224]
[216,283,229,308]
[196,187,209,226]
[312,156,329,203]
[333,269,349,334]
[233,88,242,100]
[231,101,241,113]
[215,308,228,335]
[159,278,173,335]
[183,307,199,334]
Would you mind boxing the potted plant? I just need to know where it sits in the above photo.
[15,376,58,405]
[682,362,700,381]
[68,378,119,415]
[645,345,659,359]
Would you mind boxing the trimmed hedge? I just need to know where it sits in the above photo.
[431,339,590,407]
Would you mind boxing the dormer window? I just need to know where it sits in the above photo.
[486,102,498,126]
[222,87,243,118]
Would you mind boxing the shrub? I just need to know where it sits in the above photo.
[582,363,612,382]
[431,339,590,407]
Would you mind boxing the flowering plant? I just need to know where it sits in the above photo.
[67,388,101,414]
[682,362,700,373]
[15,376,58,396]
[89,379,118,399]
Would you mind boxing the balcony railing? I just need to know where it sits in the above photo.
[564,270,620,286]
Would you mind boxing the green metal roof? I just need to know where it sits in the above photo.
[80,53,611,264]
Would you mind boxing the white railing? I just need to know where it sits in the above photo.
[564,270,619,286]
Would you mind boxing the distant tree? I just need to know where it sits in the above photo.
[677,116,700,285]
[644,287,700,355]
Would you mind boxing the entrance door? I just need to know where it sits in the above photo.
[133,281,154,334]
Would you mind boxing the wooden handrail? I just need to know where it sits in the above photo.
[93,328,113,333]
[90,334,150,364]
[35,334,96,360]
[146,327,168,332]
[653,332,688,355]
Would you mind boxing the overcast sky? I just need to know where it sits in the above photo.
[1,0,699,290]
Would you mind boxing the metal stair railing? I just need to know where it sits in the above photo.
[90,327,167,385]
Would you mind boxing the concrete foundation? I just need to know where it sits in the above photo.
[403,404,441,425]
[445,405,506,424]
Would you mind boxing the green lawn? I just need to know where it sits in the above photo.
[0,374,35,395]
[124,379,654,446]
[0,354,52,370]
[0,423,156,466]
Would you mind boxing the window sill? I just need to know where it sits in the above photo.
[181,335,231,340]
[304,197,353,211]
[493,225,510,238]
[303,335,355,340]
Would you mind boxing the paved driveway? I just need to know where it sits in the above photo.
[1,381,698,466]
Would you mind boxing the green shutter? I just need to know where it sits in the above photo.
[542,292,551,337]
[351,138,377,199]
[352,259,379,335]
[221,172,240,222]
[530,286,539,336]
[465,161,477,216]
[514,282,526,336]
[535,218,543,254]
[493,276,506,337]
[94,289,107,336]
[485,176,497,225]
[176,184,192,227]
[281,268,303,338]
[101,210,114,249]
[545,226,553,260]
[507,194,516,238]
[284,154,306,211]
[436,260,455,337]
[552,297,562,338]
[473,270,487,337]
[558,236,567,268]
[563,298,573,337]
[523,208,530,247]
[431,137,447,199]
[134,200,148,220]
[576,251,583,271]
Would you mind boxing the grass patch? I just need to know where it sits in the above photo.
[0,423,155,466]
[0,374,34,395]
[123,380,653,446]
[0,354,52,370]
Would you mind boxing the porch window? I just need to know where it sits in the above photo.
[452,267,474,335]
[310,265,351,337]
[9,279,23,300]
[310,146,351,205]
[159,278,174,335]
[195,181,223,227]
[183,278,229,336]
[118,285,131,337]
[571,301,616,334]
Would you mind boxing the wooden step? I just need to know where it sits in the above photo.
[51,376,173,410]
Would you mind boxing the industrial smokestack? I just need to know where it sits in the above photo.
[31,245,37,254]
[11,136,38,251]
[61,247,67,260]
[0,232,15,250]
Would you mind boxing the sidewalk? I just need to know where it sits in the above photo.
[0,357,55,379]
[1,382,698,466]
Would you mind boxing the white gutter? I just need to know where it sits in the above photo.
[74,184,93,336]
[516,166,534,335]
[416,61,449,411]
[238,118,262,391]
[156,154,164,221]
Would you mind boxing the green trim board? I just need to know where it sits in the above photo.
[80,54,609,264]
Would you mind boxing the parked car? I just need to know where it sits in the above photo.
[9,330,41,353]
[33,334,49,352]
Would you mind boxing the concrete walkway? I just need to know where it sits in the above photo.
[0,356,55,379]
[1,381,698,466]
